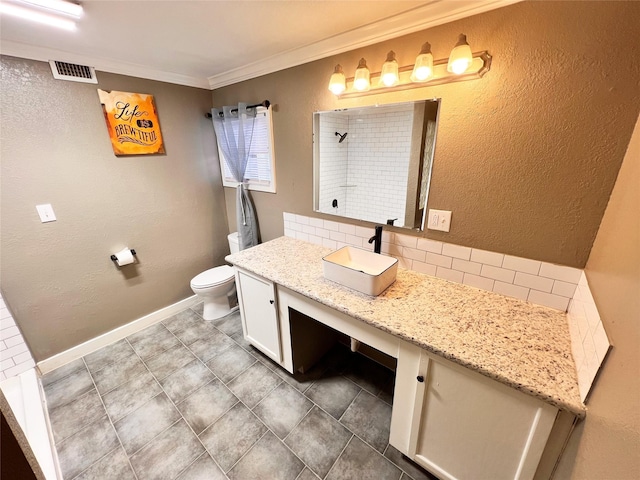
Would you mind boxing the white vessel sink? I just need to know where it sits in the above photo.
[322,246,398,296]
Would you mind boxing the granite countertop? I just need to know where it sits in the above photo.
[227,236,585,418]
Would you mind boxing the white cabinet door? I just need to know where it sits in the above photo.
[407,351,557,480]
[236,269,281,362]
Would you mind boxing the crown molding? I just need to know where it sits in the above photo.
[0,40,211,89]
[1,0,519,90]
[207,0,520,89]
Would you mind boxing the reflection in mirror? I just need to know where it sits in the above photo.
[313,99,440,230]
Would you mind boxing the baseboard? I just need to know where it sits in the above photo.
[37,296,199,375]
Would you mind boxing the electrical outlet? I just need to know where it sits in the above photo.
[36,204,57,223]
[427,209,451,232]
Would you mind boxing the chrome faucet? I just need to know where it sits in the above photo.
[368,225,383,254]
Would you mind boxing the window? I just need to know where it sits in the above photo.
[217,106,276,193]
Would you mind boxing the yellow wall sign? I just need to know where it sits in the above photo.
[98,89,165,156]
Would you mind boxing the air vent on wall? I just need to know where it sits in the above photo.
[49,60,98,83]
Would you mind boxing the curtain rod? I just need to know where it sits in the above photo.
[205,100,271,118]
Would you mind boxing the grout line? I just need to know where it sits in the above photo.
[324,433,355,479]
[46,307,413,480]
[81,356,141,480]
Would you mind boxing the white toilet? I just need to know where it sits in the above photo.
[190,232,240,320]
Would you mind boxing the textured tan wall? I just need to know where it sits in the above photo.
[214,1,640,268]
[0,56,228,361]
[555,113,640,479]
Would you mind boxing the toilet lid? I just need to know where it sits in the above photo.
[191,265,234,288]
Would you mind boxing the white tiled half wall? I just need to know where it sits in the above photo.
[316,105,413,227]
[283,212,610,402]
[567,272,611,401]
[0,291,35,381]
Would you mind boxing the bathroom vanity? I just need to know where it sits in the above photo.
[226,236,584,480]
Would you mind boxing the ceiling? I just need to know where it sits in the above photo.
[0,0,518,89]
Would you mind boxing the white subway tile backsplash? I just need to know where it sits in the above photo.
[344,234,363,247]
[12,350,32,365]
[295,214,309,225]
[452,259,482,275]
[289,222,303,233]
[412,261,437,276]
[355,226,372,239]
[315,228,330,239]
[0,316,15,330]
[396,257,413,270]
[539,263,582,283]
[307,234,323,246]
[283,212,296,222]
[382,242,403,257]
[514,272,554,293]
[329,231,346,242]
[582,333,597,361]
[324,220,341,232]
[309,217,324,228]
[0,292,34,381]
[338,223,356,235]
[395,233,418,249]
[593,322,610,362]
[1,358,15,370]
[381,230,394,243]
[416,238,442,254]
[442,244,472,260]
[584,302,602,331]
[1,342,28,360]
[480,265,516,284]
[528,290,570,311]
[294,231,309,242]
[322,238,338,250]
[552,280,578,298]
[425,252,453,269]
[493,281,530,301]
[284,228,295,238]
[302,225,316,235]
[436,267,464,283]
[4,359,35,378]
[402,247,426,262]
[502,255,541,275]
[463,273,495,291]
[1,325,20,339]
[470,249,504,267]
[283,212,610,403]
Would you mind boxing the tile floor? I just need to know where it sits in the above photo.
[41,304,435,480]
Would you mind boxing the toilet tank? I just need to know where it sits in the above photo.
[228,232,240,254]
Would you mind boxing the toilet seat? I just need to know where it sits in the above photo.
[190,265,234,288]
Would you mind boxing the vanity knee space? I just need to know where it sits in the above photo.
[233,265,576,480]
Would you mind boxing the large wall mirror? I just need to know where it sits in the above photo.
[313,99,440,230]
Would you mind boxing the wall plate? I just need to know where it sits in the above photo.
[427,209,451,232]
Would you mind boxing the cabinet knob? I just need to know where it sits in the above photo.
[417,375,424,383]
[269,299,274,304]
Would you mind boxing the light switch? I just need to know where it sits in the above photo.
[36,204,57,223]
[427,209,451,232]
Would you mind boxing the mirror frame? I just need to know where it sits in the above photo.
[312,99,440,230]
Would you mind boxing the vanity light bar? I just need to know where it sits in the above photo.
[336,51,491,99]
[329,34,491,98]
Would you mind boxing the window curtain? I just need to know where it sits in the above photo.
[211,103,260,250]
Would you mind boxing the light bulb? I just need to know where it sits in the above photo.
[353,58,370,91]
[447,34,473,74]
[379,51,399,87]
[328,64,346,95]
[410,42,434,82]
